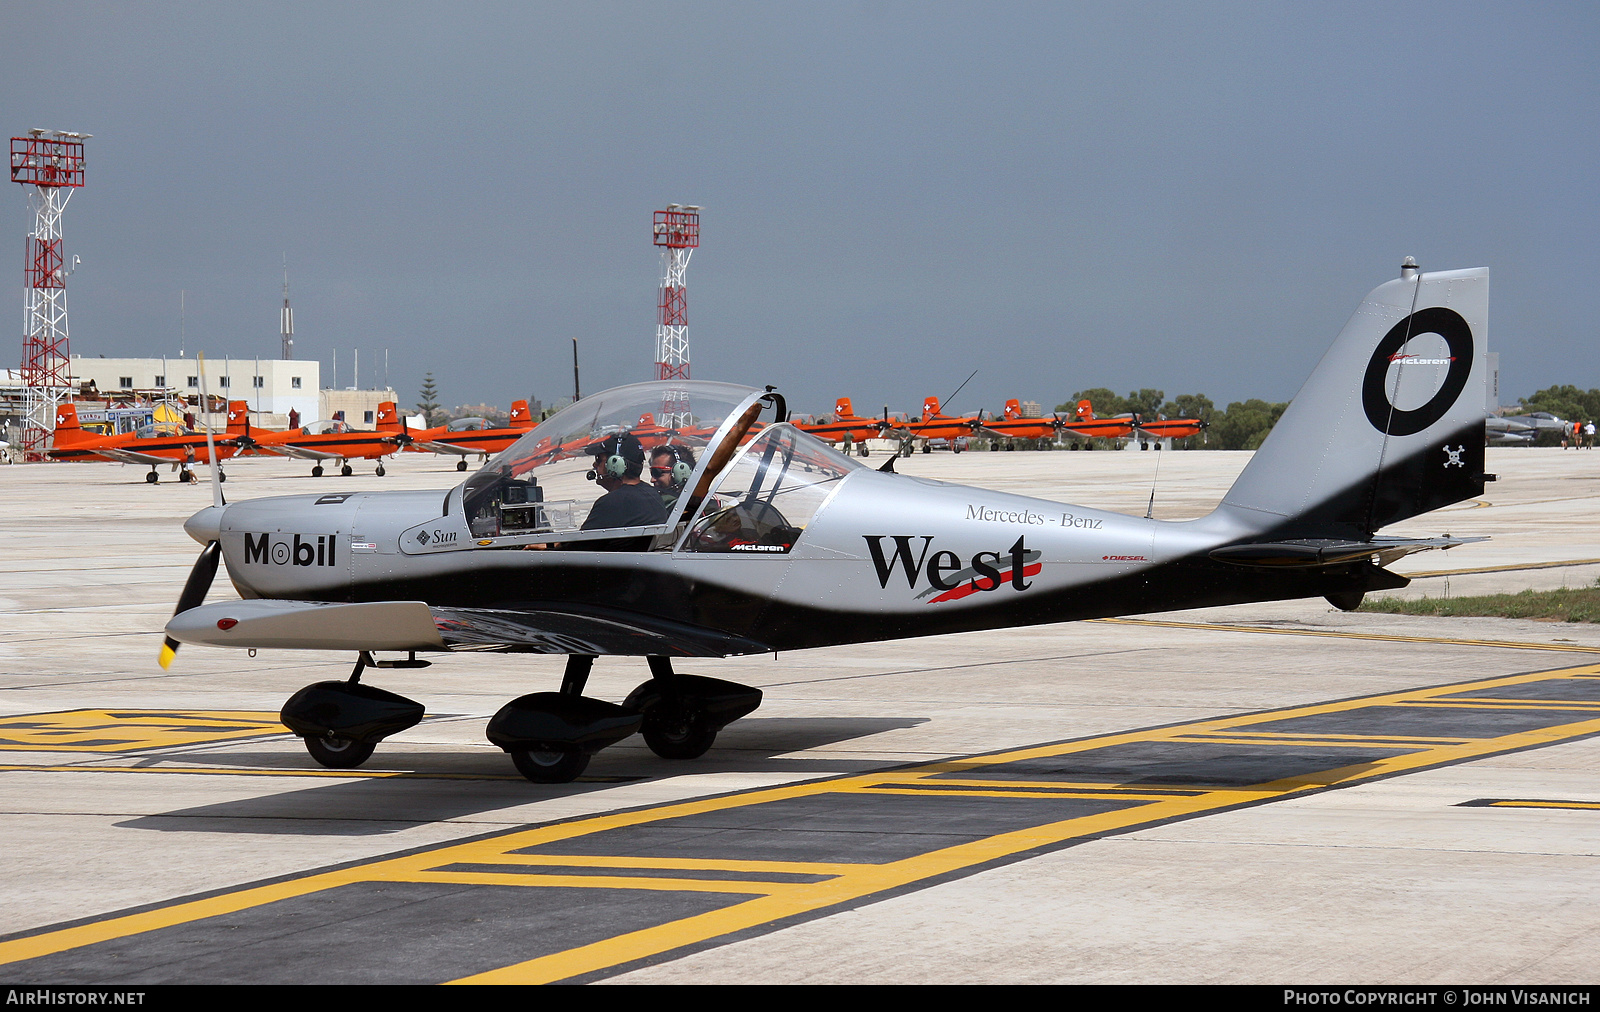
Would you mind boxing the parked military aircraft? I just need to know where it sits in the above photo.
[48,401,249,483]
[880,396,984,453]
[160,262,1492,784]
[793,397,885,454]
[234,402,407,476]
[1058,400,1137,441]
[393,400,535,471]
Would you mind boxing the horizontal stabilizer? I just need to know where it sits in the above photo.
[1209,535,1487,569]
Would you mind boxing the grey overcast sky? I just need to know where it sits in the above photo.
[3,1,1596,416]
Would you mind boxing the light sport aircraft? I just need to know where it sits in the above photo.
[160,262,1492,783]
[393,400,535,471]
[48,401,249,483]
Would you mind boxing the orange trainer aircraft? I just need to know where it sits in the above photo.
[393,400,536,471]
[793,397,887,455]
[48,401,248,483]
[877,396,987,453]
[1132,413,1207,440]
[232,401,409,477]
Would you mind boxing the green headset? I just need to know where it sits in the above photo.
[653,444,696,485]
[587,434,644,480]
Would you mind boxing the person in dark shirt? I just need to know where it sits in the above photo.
[573,433,667,550]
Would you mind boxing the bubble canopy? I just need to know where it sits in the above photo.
[456,380,862,549]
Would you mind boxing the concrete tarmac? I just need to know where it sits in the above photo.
[0,445,1597,984]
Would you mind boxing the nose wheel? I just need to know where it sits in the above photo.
[375,463,386,477]
[341,463,353,476]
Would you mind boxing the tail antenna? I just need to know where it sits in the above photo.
[1144,437,1164,519]
[1362,257,1424,535]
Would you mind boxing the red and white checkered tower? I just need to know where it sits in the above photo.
[652,204,699,425]
[11,129,87,460]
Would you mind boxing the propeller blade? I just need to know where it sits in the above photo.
[196,353,225,508]
[159,541,220,669]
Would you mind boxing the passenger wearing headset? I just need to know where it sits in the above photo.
[650,444,697,512]
[575,433,667,550]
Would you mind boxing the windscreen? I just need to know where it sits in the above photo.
[460,381,762,542]
[681,423,863,554]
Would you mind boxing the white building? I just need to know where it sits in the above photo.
[69,355,321,426]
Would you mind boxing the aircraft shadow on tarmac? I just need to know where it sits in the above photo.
[117,716,928,835]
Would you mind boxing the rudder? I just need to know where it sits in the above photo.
[1220,265,1489,538]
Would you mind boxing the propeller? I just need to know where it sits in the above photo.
[161,354,226,669]
[158,541,220,669]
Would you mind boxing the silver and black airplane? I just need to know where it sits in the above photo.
[160,262,1492,782]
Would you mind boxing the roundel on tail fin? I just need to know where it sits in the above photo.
[1361,307,1473,436]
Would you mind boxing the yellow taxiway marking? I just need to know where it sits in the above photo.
[0,764,533,780]
[0,709,286,752]
[3,665,1600,984]
[1481,799,1600,811]
[1096,617,1600,654]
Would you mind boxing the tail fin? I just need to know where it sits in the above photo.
[1004,399,1022,420]
[835,397,855,419]
[1076,399,1093,420]
[1220,266,1489,538]
[52,403,95,445]
[509,400,530,425]
[922,396,941,419]
[225,401,250,434]
[375,402,400,432]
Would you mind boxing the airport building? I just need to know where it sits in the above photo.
[62,356,398,429]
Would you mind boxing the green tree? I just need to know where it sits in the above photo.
[1522,385,1600,426]
[416,372,442,427]
[1212,399,1289,450]
[1057,388,1130,417]
[1126,388,1165,418]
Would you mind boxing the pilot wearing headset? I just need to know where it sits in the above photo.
[650,444,697,511]
[575,433,667,550]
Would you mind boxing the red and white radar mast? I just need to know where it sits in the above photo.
[11,128,87,460]
[652,204,699,426]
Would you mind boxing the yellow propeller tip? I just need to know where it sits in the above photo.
[158,642,177,670]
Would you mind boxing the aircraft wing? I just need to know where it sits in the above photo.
[407,439,473,456]
[253,443,342,461]
[96,446,198,466]
[167,599,770,657]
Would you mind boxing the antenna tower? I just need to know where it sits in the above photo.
[11,129,87,460]
[652,204,699,425]
[280,260,294,359]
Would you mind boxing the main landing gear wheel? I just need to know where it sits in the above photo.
[179,469,195,483]
[303,735,376,769]
[375,463,386,477]
[218,470,226,483]
[312,465,324,477]
[641,704,717,760]
[510,748,589,783]
[340,463,353,477]
[456,459,468,471]
[145,471,158,484]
